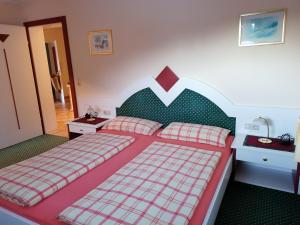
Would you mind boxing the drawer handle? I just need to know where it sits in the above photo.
[262,158,268,162]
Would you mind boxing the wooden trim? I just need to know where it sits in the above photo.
[24,16,65,27]
[52,46,59,74]
[24,27,45,134]
[3,49,21,130]
[24,16,79,133]
[60,16,78,117]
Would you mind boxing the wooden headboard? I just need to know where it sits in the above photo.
[116,88,236,135]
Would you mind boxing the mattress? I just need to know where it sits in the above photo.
[59,141,222,225]
[0,133,134,206]
[0,130,233,225]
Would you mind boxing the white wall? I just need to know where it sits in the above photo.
[10,0,300,136]
[19,0,300,106]
[29,26,57,133]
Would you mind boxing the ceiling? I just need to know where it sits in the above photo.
[0,0,24,4]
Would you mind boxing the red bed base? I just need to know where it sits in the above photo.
[0,130,233,225]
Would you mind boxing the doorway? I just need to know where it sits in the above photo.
[24,17,78,137]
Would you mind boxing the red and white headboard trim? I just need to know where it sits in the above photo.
[114,67,300,137]
[117,76,237,117]
[155,66,179,92]
[79,67,300,137]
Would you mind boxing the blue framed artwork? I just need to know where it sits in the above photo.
[239,10,286,46]
[88,29,113,55]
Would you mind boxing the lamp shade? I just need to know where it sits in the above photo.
[295,117,300,162]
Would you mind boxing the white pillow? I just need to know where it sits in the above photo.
[157,122,230,147]
[102,116,162,135]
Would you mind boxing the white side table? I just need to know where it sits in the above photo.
[67,117,110,140]
[232,134,299,194]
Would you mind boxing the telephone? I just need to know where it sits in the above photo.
[278,133,294,146]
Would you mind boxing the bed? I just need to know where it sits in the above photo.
[0,87,236,225]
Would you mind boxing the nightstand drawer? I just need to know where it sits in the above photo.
[236,149,296,170]
[68,124,96,134]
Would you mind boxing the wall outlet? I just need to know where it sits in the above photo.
[103,110,111,115]
[94,106,102,114]
[245,123,260,131]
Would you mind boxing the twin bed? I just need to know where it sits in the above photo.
[0,88,236,225]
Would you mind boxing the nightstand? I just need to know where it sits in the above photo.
[232,134,299,194]
[67,117,110,140]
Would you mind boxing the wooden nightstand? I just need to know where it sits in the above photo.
[67,117,110,140]
[232,134,299,194]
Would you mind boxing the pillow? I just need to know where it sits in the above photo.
[157,122,231,147]
[102,116,162,135]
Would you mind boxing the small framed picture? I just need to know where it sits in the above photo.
[239,9,286,47]
[88,29,113,55]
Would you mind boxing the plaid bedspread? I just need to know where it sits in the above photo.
[59,141,222,225]
[0,133,134,207]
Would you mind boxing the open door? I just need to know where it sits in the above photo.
[29,26,57,133]
[24,16,78,136]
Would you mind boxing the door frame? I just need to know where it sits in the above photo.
[24,16,78,134]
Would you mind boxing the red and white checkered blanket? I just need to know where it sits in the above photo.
[59,141,221,225]
[0,133,134,207]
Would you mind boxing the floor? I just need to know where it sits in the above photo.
[215,181,300,225]
[0,135,299,224]
[48,98,74,137]
[0,134,67,169]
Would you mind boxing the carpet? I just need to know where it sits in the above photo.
[0,134,68,169]
[215,181,300,225]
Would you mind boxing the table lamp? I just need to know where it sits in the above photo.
[295,117,300,162]
[254,116,272,144]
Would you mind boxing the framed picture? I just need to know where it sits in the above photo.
[239,9,286,46]
[88,29,113,55]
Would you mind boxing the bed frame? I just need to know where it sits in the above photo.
[202,155,233,225]
[117,88,236,134]
[0,87,236,225]
[117,87,235,225]
[0,158,232,225]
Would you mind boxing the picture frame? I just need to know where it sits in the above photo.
[88,29,113,55]
[239,9,286,47]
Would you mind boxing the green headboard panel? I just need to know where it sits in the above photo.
[116,88,236,134]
